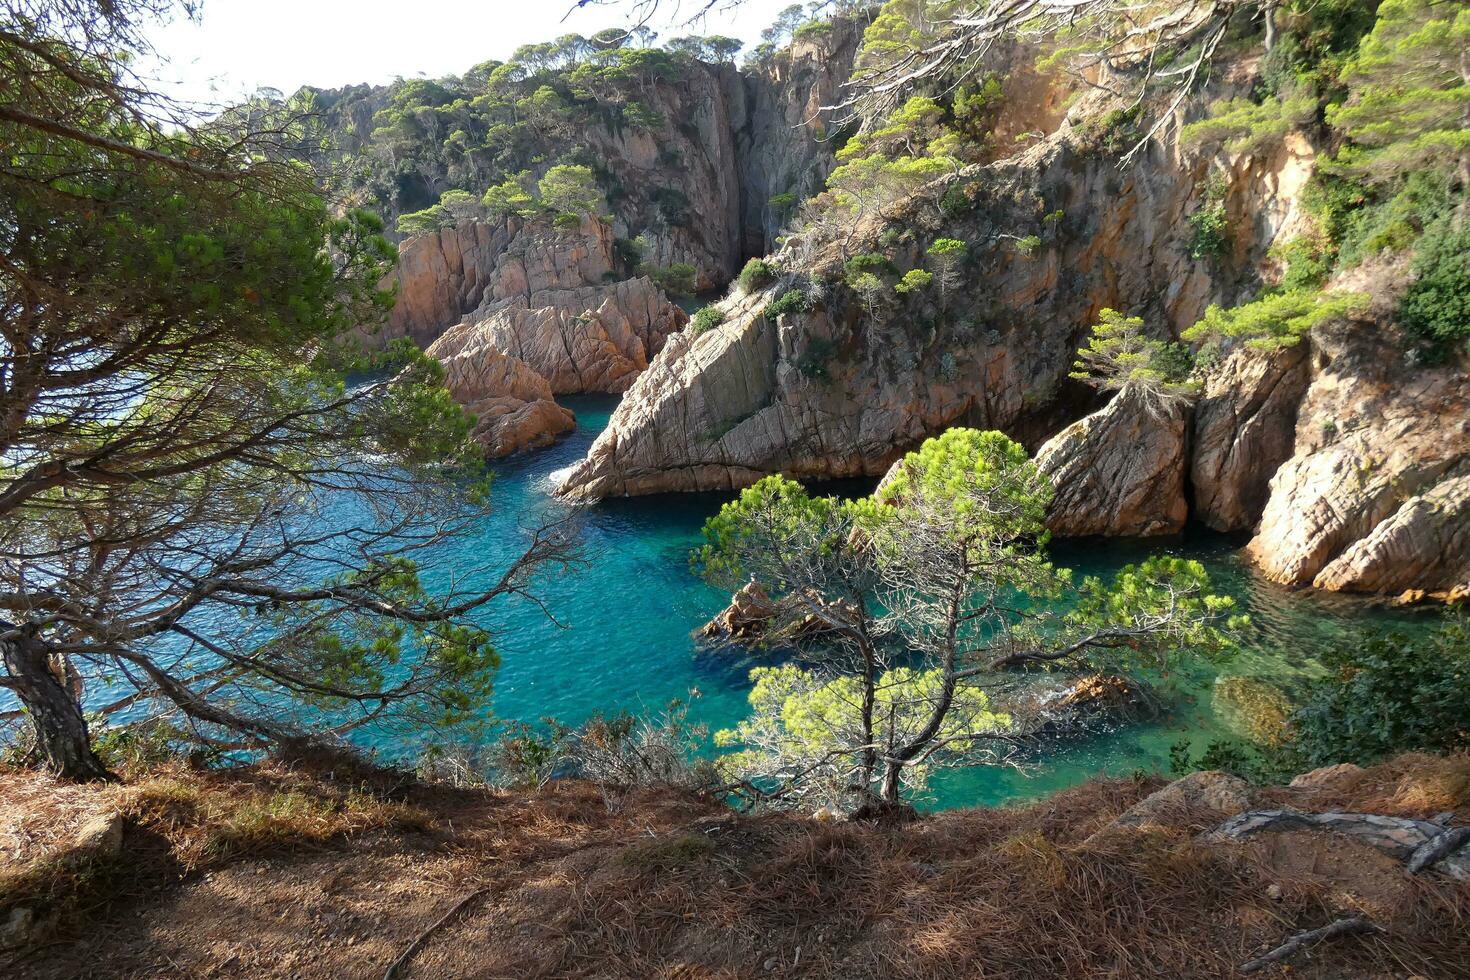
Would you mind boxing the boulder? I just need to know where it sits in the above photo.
[1033,385,1189,537]
[1247,320,1470,594]
[1190,342,1309,531]
[698,582,779,641]
[1088,771,1251,843]
[423,337,575,458]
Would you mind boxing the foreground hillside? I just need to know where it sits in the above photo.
[3,751,1468,978]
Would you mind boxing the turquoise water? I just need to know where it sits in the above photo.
[13,393,1439,808]
[397,394,1440,808]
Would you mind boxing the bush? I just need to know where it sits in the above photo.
[765,288,811,319]
[646,262,698,297]
[843,252,892,280]
[737,257,776,292]
[690,305,724,334]
[1188,177,1230,260]
[1290,624,1470,766]
[1183,289,1368,351]
[1399,217,1470,355]
[895,269,933,294]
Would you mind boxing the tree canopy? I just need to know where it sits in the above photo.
[0,0,574,779]
[696,429,1240,808]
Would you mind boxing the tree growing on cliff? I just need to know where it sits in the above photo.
[1070,309,1200,418]
[926,237,968,300]
[695,429,1239,809]
[0,0,577,779]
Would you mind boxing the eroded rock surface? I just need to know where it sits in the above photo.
[1246,320,1470,595]
[397,217,685,457]
[1191,342,1310,531]
[1034,385,1189,537]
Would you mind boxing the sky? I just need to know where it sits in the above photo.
[139,0,800,107]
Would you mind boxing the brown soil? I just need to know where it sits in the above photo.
[3,752,1469,979]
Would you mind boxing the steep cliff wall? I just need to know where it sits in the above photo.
[556,119,1271,498]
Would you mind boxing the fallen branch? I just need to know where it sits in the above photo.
[1407,826,1470,874]
[382,886,491,980]
[1241,916,1382,974]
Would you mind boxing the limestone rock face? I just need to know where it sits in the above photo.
[1247,321,1470,594]
[1033,385,1189,537]
[1190,342,1310,532]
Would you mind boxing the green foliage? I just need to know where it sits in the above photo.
[1269,234,1334,291]
[768,191,798,212]
[843,252,892,279]
[1323,0,1470,185]
[765,288,812,319]
[895,268,933,294]
[737,257,777,292]
[1183,290,1370,351]
[715,664,1012,802]
[690,305,725,335]
[695,429,1240,807]
[1180,89,1318,156]
[797,337,836,380]
[1071,309,1198,409]
[482,170,538,219]
[537,163,603,218]
[1289,624,1470,766]
[1078,104,1143,156]
[1399,218,1470,356]
[645,262,698,297]
[1187,175,1231,260]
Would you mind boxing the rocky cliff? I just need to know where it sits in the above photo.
[393,215,686,456]
[549,66,1467,598]
[311,18,866,290]
[556,106,1277,498]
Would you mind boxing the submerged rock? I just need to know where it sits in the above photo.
[1033,385,1189,537]
[698,582,859,647]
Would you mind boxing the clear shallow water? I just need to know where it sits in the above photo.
[398,394,1441,808]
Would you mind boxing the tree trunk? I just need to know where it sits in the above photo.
[1,626,112,781]
[1263,0,1278,51]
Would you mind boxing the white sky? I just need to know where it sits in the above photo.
[140,0,799,107]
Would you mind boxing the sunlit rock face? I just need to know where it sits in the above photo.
[1034,385,1189,538]
[401,216,686,457]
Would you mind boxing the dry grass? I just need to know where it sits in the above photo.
[3,755,1469,979]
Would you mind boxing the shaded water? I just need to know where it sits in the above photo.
[398,395,1441,808]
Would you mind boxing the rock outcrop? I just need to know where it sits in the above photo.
[394,216,686,457]
[558,126,1248,499]
[1034,385,1190,537]
[1190,342,1310,532]
[1246,319,1470,595]
[442,277,683,395]
[424,335,575,457]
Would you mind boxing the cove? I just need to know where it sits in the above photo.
[388,394,1441,810]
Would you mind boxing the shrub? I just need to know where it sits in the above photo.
[1180,90,1317,156]
[646,262,698,297]
[1399,217,1470,356]
[797,336,836,380]
[690,305,725,334]
[737,257,777,292]
[1188,180,1230,259]
[1289,624,1470,766]
[842,251,892,280]
[1183,289,1368,351]
[895,269,933,294]
[764,288,810,319]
